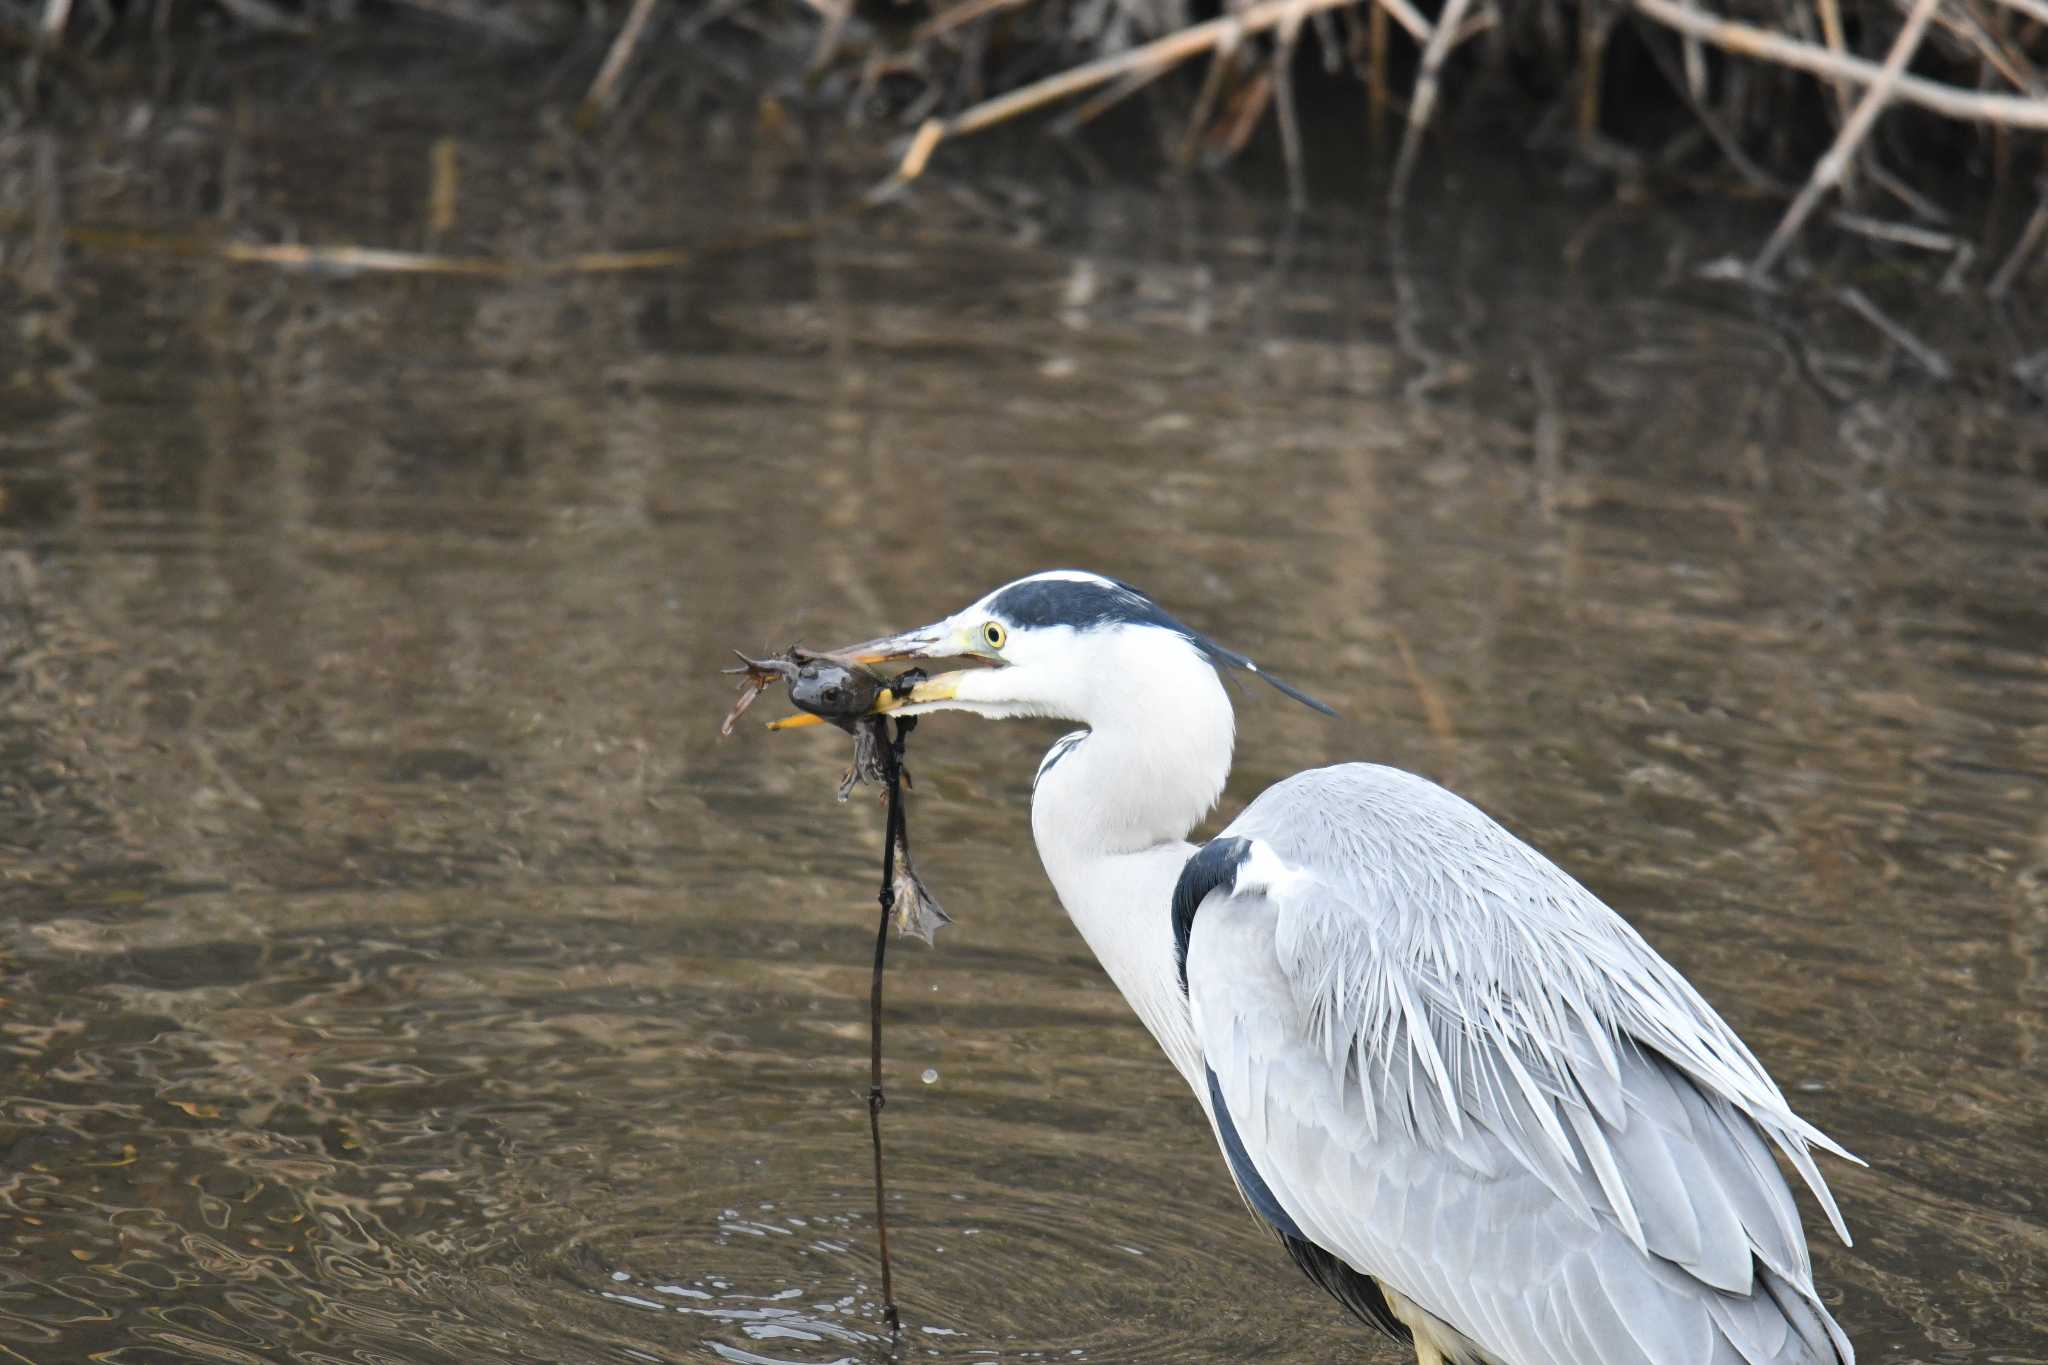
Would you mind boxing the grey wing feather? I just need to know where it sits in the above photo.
[1185,763,1855,1365]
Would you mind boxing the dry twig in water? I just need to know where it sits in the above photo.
[1749,0,1942,279]
[866,0,1372,200]
[1836,285,1954,379]
[1391,0,1481,206]
[1988,191,2048,297]
[1628,0,2048,129]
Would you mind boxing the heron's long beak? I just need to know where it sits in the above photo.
[763,622,984,731]
[840,623,978,714]
[830,624,956,670]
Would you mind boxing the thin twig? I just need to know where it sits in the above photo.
[1938,241,1979,290]
[1981,0,2048,29]
[867,0,1369,198]
[1577,0,1616,140]
[1050,59,1175,135]
[1830,210,1960,251]
[1174,31,1242,167]
[61,192,856,277]
[1374,0,1433,45]
[1210,66,1275,161]
[911,0,1029,45]
[1868,159,1953,221]
[1936,0,2042,94]
[1812,0,1854,149]
[579,0,661,127]
[1988,193,2048,296]
[1750,0,1943,279]
[428,138,458,236]
[1311,7,1343,70]
[1837,285,1953,379]
[220,241,512,274]
[1629,0,2048,128]
[807,0,855,73]
[1639,23,1789,192]
[1682,26,1706,101]
[1391,0,1478,205]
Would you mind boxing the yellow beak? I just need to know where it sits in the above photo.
[762,622,981,732]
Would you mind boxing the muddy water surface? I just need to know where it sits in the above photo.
[1,59,2045,1365]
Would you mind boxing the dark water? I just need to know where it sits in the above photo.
[1,57,2045,1365]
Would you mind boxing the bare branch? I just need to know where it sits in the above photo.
[1630,0,2048,129]
[1751,0,1942,278]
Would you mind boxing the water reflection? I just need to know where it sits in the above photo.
[0,56,2044,1365]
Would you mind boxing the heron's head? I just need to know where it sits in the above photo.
[831,570,1334,730]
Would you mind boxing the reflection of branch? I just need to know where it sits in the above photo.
[1389,626,1456,746]
[1385,215,1455,401]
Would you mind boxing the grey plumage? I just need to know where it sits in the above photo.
[1184,763,1856,1365]
[831,570,1859,1365]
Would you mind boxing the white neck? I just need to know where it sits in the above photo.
[1026,650,1235,1092]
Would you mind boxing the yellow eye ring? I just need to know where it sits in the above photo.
[981,620,1007,650]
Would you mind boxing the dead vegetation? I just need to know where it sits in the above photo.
[5,0,2045,286]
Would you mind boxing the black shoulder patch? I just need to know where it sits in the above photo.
[1172,836,1252,995]
[1278,1232,1413,1345]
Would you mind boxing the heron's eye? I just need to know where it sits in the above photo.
[982,621,1008,651]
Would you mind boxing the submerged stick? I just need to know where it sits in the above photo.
[61,190,848,279]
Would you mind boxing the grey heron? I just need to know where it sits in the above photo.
[830,569,1858,1365]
